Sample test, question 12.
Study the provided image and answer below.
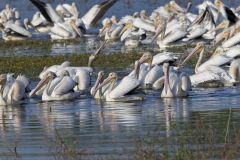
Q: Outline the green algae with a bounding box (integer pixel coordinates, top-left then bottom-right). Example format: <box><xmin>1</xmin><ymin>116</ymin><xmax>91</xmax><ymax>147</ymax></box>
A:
<box><xmin>0</xmin><ymin>53</ymin><xmax>142</xmax><ymax>79</ymax></box>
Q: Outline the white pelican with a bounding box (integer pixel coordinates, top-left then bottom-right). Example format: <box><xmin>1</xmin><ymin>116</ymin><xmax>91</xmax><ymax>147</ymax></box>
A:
<box><xmin>99</xmin><ymin>18</ymin><xmax>124</xmax><ymax>41</ymax></box>
<box><xmin>28</xmin><ymin>11</ymin><xmax>52</xmax><ymax>33</ymax></box>
<box><xmin>151</xmin><ymin>18</ymin><xmax>187</xmax><ymax>48</ymax></box>
<box><xmin>119</xmin><ymin>20</ymin><xmax>147</xmax><ymax>47</ymax></box>
<box><xmin>128</xmin><ymin>52</ymin><xmax>152</xmax><ymax>84</ymax></box>
<box><xmin>222</xmin><ymin>27</ymin><xmax>240</xmax><ymax>48</ymax></box>
<box><xmin>143</xmin><ymin>52</ymin><xmax>178</xmax><ymax>89</ymax></box>
<box><xmin>38</xmin><ymin>40</ymin><xmax>107</xmax><ymax>94</ymax></box>
<box><xmin>1</xmin><ymin>21</ymin><xmax>32</xmax><ymax>41</ymax></box>
<box><xmin>39</xmin><ymin>40</ymin><xmax>106</xmax><ymax>79</ymax></box>
<box><xmin>90</xmin><ymin>71</ymin><xmax>105</xmax><ymax>99</ymax></box>
<box><xmin>30</xmin><ymin>71</ymin><xmax>80</xmax><ymax>101</ymax></box>
<box><xmin>0</xmin><ymin>74</ymin><xmax>29</xmax><ymax>105</ymax></box>
<box><xmin>214</xmin><ymin>0</ymin><xmax>238</xmax><ymax>25</ymax></box>
<box><xmin>93</xmin><ymin>61</ymin><xmax>144</xmax><ymax>102</ymax></box>
<box><xmin>161</xmin><ymin>62</ymin><xmax>191</xmax><ymax>98</ymax></box>
<box><xmin>29</xmin><ymin>0</ymin><xmax>118</xmax><ymax>36</ymax></box>
<box><xmin>181</xmin><ymin>43</ymin><xmax>240</xmax><ymax>86</ymax></box>
<box><xmin>49</xmin><ymin>19</ymin><xmax>82</xmax><ymax>39</ymax></box>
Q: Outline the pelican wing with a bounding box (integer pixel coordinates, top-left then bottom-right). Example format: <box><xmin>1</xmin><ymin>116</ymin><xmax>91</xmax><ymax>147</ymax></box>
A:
<box><xmin>109</xmin><ymin>76</ymin><xmax>140</xmax><ymax>99</ymax></box>
<box><xmin>5</xmin><ymin>22</ymin><xmax>31</xmax><ymax>37</ymax></box>
<box><xmin>190</xmin><ymin>71</ymin><xmax>221</xmax><ymax>86</ymax></box>
<box><xmin>50</xmin><ymin>23</ymin><xmax>71</xmax><ymax>38</ymax></box>
<box><xmin>110</xmin><ymin>25</ymin><xmax>124</xmax><ymax>38</ymax></box>
<box><xmin>7</xmin><ymin>80</ymin><xmax>26</xmax><ymax>102</ymax></box>
<box><xmin>29</xmin><ymin>0</ymin><xmax>62</xmax><ymax>24</ymax></box>
<box><xmin>82</xmin><ymin>0</ymin><xmax>118</xmax><ymax>29</ymax></box>
<box><xmin>198</xmin><ymin>55</ymin><xmax>232</xmax><ymax>72</ymax></box>
<box><xmin>133</xmin><ymin>18</ymin><xmax>155</xmax><ymax>33</ymax></box>
<box><xmin>152</xmin><ymin>52</ymin><xmax>178</xmax><ymax>66</ymax></box>
<box><xmin>29</xmin><ymin>0</ymin><xmax>53</xmax><ymax>24</ymax></box>
<box><xmin>144</xmin><ymin>65</ymin><xmax>163</xmax><ymax>85</ymax></box>
<box><xmin>223</xmin><ymin>6</ymin><xmax>238</xmax><ymax>24</ymax></box>
<box><xmin>74</xmin><ymin>69</ymin><xmax>91</xmax><ymax>91</ymax></box>
<box><xmin>162</xmin><ymin>29</ymin><xmax>187</xmax><ymax>45</ymax></box>
<box><xmin>222</xmin><ymin>32</ymin><xmax>240</xmax><ymax>48</ymax></box>
<box><xmin>120</xmin><ymin>28</ymin><xmax>132</xmax><ymax>42</ymax></box>
<box><xmin>225</xmin><ymin>45</ymin><xmax>240</xmax><ymax>58</ymax></box>
<box><xmin>52</xmin><ymin>77</ymin><xmax>76</xmax><ymax>96</ymax></box>
<box><xmin>186</xmin><ymin>26</ymin><xmax>207</xmax><ymax>40</ymax></box>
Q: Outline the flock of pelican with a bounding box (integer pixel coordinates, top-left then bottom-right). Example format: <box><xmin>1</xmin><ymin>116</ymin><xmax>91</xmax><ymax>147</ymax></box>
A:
<box><xmin>0</xmin><ymin>0</ymin><xmax>240</xmax><ymax>105</ymax></box>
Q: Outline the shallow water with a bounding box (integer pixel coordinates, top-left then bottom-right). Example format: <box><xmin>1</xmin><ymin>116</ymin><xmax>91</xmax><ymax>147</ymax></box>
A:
<box><xmin>0</xmin><ymin>0</ymin><xmax>240</xmax><ymax>57</ymax></box>
<box><xmin>0</xmin><ymin>0</ymin><xmax>240</xmax><ymax>159</ymax></box>
<box><xmin>0</xmin><ymin>70</ymin><xmax>240</xmax><ymax>159</ymax></box>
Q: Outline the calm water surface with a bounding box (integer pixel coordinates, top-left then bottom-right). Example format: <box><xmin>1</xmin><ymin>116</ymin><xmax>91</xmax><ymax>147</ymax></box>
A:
<box><xmin>0</xmin><ymin>0</ymin><xmax>240</xmax><ymax>159</ymax></box>
<box><xmin>0</xmin><ymin>70</ymin><xmax>240</xmax><ymax>159</ymax></box>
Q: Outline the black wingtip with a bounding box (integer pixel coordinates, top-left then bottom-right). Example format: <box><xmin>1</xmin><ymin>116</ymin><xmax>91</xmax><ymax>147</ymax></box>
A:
<box><xmin>29</xmin><ymin>0</ymin><xmax>54</xmax><ymax>24</ymax></box>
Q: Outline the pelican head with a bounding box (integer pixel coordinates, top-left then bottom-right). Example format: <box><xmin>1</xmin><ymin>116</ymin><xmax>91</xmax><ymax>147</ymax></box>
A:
<box><xmin>139</xmin><ymin>52</ymin><xmax>153</xmax><ymax>66</ymax></box>
<box><xmin>132</xmin><ymin>12</ymin><xmax>139</xmax><ymax>18</ymax></box>
<box><xmin>214</xmin><ymin>27</ymin><xmax>230</xmax><ymax>46</ymax></box>
<box><xmin>97</xmin><ymin>71</ymin><xmax>105</xmax><ymax>83</ymax></box>
<box><xmin>154</xmin><ymin>14</ymin><xmax>162</xmax><ymax>27</ymax></box>
<box><xmin>215</xmin><ymin>0</ymin><xmax>222</xmax><ymax>9</ymax></box>
<box><xmin>0</xmin><ymin>74</ymin><xmax>7</xmax><ymax>95</ymax></box>
<box><xmin>212</xmin><ymin>47</ymin><xmax>224</xmax><ymax>57</ymax></box>
<box><xmin>120</xmin><ymin>20</ymin><xmax>133</xmax><ymax>35</ymax></box>
<box><xmin>99</xmin><ymin>19</ymin><xmax>111</xmax><ymax>36</ymax></box>
<box><xmin>15</xmin><ymin>11</ymin><xmax>20</xmax><ymax>19</ymax></box>
<box><xmin>91</xmin><ymin>71</ymin><xmax>105</xmax><ymax>96</ymax></box>
<box><xmin>0</xmin><ymin>74</ymin><xmax>7</xmax><ymax>86</ymax></box>
<box><xmin>88</xmin><ymin>40</ymin><xmax>107</xmax><ymax>67</ymax></box>
<box><xmin>111</xmin><ymin>16</ymin><xmax>117</xmax><ymax>24</ymax></box>
<box><xmin>23</xmin><ymin>18</ymin><xmax>30</xmax><ymax>30</ymax></box>
<box><xmin>180</xmin><ymin>42</ymin><xmax>205</xmax><ymax>66</ymax></box>
<box><xmin>151</xmin><ymin>19</ymin><xmax>166</xmax><ymax>43</ymax></box>
<box><xmin>29</xmin><ymin>71</ymin><xmax>56</xmax><ymax>97</ymax></box>
<box><xmin>93</xmin><ymin>72</ymin><xmax>117</xmax><ymax>96</ymax></box>
<box><xmin>140</xmin><ymin>10</ymin><xmax>148</xmax><ymax>19</ymax></box>
<box><xmin>70</xmin><ymin>19</ymin><xmax>83</xmax><ymax>37</ymax></box>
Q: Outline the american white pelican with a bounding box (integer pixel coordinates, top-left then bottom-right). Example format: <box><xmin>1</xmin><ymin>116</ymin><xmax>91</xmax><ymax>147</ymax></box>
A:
<box><xmin>214</xmin><ymin>0</ymin><xmax>238</xmax><ymax>25</ymax></box>
<box><xmin>28</xmin><ymin>11</ymin><xmax>52</xmax><ymax>33</ymax></box>
<box><xmin>119</xmin><ymin>20</ymin><xmax>147</xmax><ymax>47</ymax></box>
<box><xmin>99</xmin><ymin>18</ymin><xmax>124</xmax><ymax>41</ymax></box>
<box><xmin>222</xmin><ymin>27</ymin><xmax>240</xmax><ymax>48</ymax></box>
<box><xmin>39</xmin><ymin>40</ymin><xmax>106</xmax><ymax>79</ymax></box>
<box><xmin>128</xmin><ymin>52</ymin><xmax>152</xmax><ymax>84</ymax></box>
<box><xmin>38</xmin><ymin>40</ymin><xmax>107</xmax><ymax>95</ymax></box>
<box><xmin>143</xmin><ymin>52</ymin><xmax>178</xmax><ymax>88</ymax></box>
<box><xmin>30</xmin><ymin>71</ymin><xmax>80</xmax><ymax>101</ymax></box>
<box><xmin>90</xmin><ymin>71</ymin><xmax>105</xmax><ymax>99</ymax></box>
<box><xmin>0</xmin><ymin>74</ymin><xmax>29</xmax><ymax>105</ymax></box>
<box><xmin>1</xmin><ymin>20</ymin><xmax>32</xmax><ymax>41</ymax></box>
<box><xmin>151</xmin><ymin>18</ymin><xmax>187</xmax><ymax>48</ymax></box>
<box><xmin>49</xmin><ymin>19</ymin><xmax>83</xmax><ymax>39</ymax></box>
<box><xmin>93</xmin><ymin>61</ymin><xmax>144</xmax><ymax>102</ymax></box>
<box><xmin>182</xmin><ymin>43</ymin><xmax>240</xmax><ymax>86</ymax></box>
<box><xmin>29</xmin><ymin>0</ymin><xmax>118</xmax><ymax>38</ymax></box>
<box><xmin>161</xmin><ymin>62</ymin><xmax>191</xmax><ymax>98</ymax></box>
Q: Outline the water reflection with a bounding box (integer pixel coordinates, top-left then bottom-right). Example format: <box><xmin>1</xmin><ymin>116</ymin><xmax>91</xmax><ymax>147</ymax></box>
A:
<box><xmin>162</xmin><ymin>98</ymin><xmax>190</xmax><ymax>137</ymax></box>
<box><xmin>0</xmin><ymin>86</ymin><xmax>239</xmax><ymax>159</ymax></box>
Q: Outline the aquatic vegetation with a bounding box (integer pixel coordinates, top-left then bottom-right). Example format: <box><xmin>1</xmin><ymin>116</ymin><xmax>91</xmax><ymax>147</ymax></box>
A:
<box><xmin>0</xmin><ymin>53</ymin><xmax>142</xmax><ymax>79</ymax></box>
<box><xmin>132</xmin><ymin>109</ymin><xmax>240</xmax><ymax>159</ymax></box>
